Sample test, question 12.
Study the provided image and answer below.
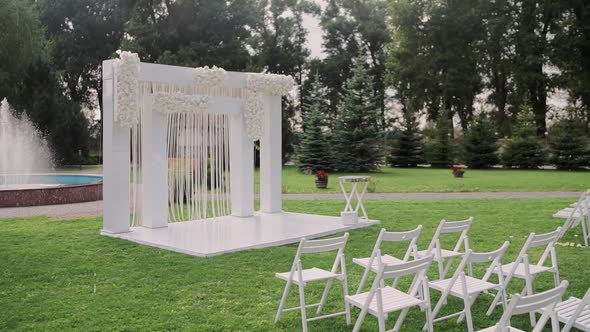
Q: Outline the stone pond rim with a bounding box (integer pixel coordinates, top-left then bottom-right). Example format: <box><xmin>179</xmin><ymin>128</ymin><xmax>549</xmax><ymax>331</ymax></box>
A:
<box><xmin>0</xmin><ymin>174</ymin><xmax>103</xmax><ymax>208</ymax></box>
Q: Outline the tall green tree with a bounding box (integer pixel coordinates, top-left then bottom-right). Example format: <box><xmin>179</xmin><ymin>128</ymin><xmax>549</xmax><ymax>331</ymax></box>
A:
<box><xmin>332</xmin><ymin>54</ymin><xmax>382</xmax><ymax>172</ymax></box>
<box><xmin>296</xmin><ymin>80</ymin><xmax>332</xmax><ymax>172</ymax></box>
<box><xmin>501</xmin><ymin>103</ymin><xmax>547</xmax><ymax>168</ymax></box>
<box><xmin>124</xmin><ymin>0</ymin><xmax>259</xmax><ymax>70</ymax></box>
<box><xmin>513</xmin><ymin>0</ymin><xmax>561</xmax><ymax>136</ymax></box>
<box><xmin>345</xmin><ymin>0</ymin><xmax>391</xmax><ymax>129</ymax></box>
<box><xmin>387</xmin><ymin>112</ymin><xmax>423</xmax><ymax>167</ymax></box>
<box><xmin>424</xmin><ymin>110</ymin><xmax>454</xmax><ymax>168</ymax></box>
<box><xmin>38</xmin><ymin>0</ymin><xmax>133</xmax><ymax>115</ymax></box>
<box><xmin>481</xmin><ymin>0</ymin><xmax>518</xmax><ymax>136</ymax></box>
<box><xmin>252</xmin><ymin>0</ymin><xmax>320</xmax><ymax>163</ymax></box>
<box><xmin>319</xmin><ymin>0</ymin><xmax>360</xmax><ymax>122</ymax></box>
<box><xmin>0</xmin><ymin>0</ymin><xmax>48</xmax><ymax>98</ymax></box>
<box><xmin>552</xmin><ymin>1</ymin><xmax>590</xmax><ymax>132</ymax></box>
<box><xmin>463</xmin><ymin>114</ymin><xmax>499</xmax><ymax>169</ymax></box>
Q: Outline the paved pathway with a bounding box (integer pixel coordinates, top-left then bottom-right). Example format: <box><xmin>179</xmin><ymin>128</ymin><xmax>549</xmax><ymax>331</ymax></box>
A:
<box><xmin>0</xmin><ymin>191</ymin><xmax>580</xmax><ymax>219</ymax></box>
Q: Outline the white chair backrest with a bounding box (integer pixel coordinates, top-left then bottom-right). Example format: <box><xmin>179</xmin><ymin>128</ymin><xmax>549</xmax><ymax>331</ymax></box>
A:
<box><xmin>425</xmin><ymin>217</ymin><xmax>473</xmax><ymax>254</ymax></box>
<box><xmin>373</xmin><ymin>225</ymin><xmax>422</xmax><ymax>261</ymax></box>
<box><xmin>513</xmin><ymin>227</ymin><xmax>561</xmax><ymax>268</ymax></box>
<box><xmin>299</xmin><ymin>233</ymin><xmax>349</xmax><ymax>254</ymax></box>
<box><xmin>378</xmin><ymin>252</ymin><xmax>434</xmax><ymax>280</ymax></box>
<box><xmin>448</xmin><ymin>242</ymin><xmax>510</xmax><ymax>283</ymax></box>
<box><xmin>496</xmin><ymin>281</ymin><xmax>568</xmax><ymax>331</ymax></box>
<box><xmin>561</xmin><ymin>190</ymin><xmax>590</xmax><ymax>237</ymax></box>
<box><xmin>289</xmin><ymin>233</ymin><xmax>350</xmax><ymax>278</ymax></box>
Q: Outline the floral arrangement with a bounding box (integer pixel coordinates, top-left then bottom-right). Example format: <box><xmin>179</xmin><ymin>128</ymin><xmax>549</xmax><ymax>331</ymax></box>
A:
<box><xmin>243</xmin><ymin>92</ymin><xmax>264</xmax><ymax>140</ymax></box>
<box><xmin>242</xmin><ymin>72</ymin><xmax>295</xmax><ymax>140</ymax></box>
<box><xmin>153</xmin><ymin>92</ymin><xmax>209</xmax><ymax>113</ymax></box>
<box><xmin>315</xmin><ymin>169</ymin><xmax>329</xmax><ymax>180</ymax></box>
<box><xmin>451</xmin><ymin>166</ymin><xmax>465</xmax><ymax>177</ymax></box>
<box><xmin>246</xmin><ymin>73</ymin><xmax>295</xmax><ymax>96</ymax></box>
<box><xmin>115</xmin><ymin>51</ymin><xmax>141</xmax><ymax>128</ymax></box>
<box><xmin>194</xmin><ymin>66</ymin><xmax>226</xmax><ymax>89</ymax></box>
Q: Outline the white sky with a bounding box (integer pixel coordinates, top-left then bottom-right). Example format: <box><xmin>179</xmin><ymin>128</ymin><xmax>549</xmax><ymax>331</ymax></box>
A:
<box><xmin>302</xmin><ymin>1</ymin><xmax>326</xmax><ymax>59</ymax></box>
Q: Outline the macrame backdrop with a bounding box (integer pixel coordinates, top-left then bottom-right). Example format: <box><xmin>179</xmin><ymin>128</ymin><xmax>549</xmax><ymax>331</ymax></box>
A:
<box><xmin>129</xmin><ymin>83</ymin><xmax>231</xmax><ymax>226</ymax></box>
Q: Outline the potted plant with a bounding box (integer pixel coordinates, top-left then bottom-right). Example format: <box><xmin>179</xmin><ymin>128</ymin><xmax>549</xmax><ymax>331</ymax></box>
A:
<box><xmin>451</xmin><ymin>166</ymin><xmax>465</xmax><ymax>178</ymax></box>
<box><xmin>315</xmin><ymin>169</ymin><xmax>329</xmax><ymax>189</ymax></box>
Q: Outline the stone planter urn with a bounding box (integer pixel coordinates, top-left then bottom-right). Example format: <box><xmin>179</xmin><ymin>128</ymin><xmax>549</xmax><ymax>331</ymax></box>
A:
<box><xmin>315</xmin><ymin>178</ymin><xmax>328</xmax><ymax>189</ymax></box>
<box><xmin>315</xmin><ymin>169</ymin><xmax>329</xmax><ymax>189</ymax></box>
<box><xmin>451</xmin><ymin>166</ymin><xmax>465</xmax><ymax>178</ymax></box>
<box><xmin>453</xmin><ymin>170</ymin><xmax>465</xmax><ymax>178</ymax></box>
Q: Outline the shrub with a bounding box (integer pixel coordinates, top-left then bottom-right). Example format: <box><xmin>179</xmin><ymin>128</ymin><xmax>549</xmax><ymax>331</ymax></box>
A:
<box><xmin>549</xmin><ymin>116</ymin><xmax>590</xmax><ymax>170</ymax></box>
<box><xmin>424</xmin><ymin>111</ymin><xmax>454</xmax><ymax>168</ymax></box>
<box><xmin>463</xmin><ymin>114</ymin><xmax>499</xmax><ymax>168</ymax></box>
<box><xmin>501</xmin><ymin>104</ymin><xmax>546</xmax><ymax>169</ymax></box>
<box><xmin>387</xmin><ymin>112</ymin><xmax>424</xmax><ymax>167</ymax></box>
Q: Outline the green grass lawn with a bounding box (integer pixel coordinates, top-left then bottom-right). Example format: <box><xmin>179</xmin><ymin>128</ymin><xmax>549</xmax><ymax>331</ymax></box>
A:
<box><xmin>1</xmin><ymin>198</ymin><xmax>588</xmax><ymax>331</ymax></box>
<box><xmin>259</xmin><ymin>166</ymin><xmax>590</xmax><ymax>193</ymax></box>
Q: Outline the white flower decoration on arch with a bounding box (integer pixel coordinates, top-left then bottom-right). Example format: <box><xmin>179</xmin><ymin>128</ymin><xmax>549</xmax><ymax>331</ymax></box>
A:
<box><xmin>115</xmin><ymin>51</ymin><xmax>140</xmax><ymax>128</ymax></box>
<box><xmin>153</xmin><ymin>92</ymin><xmax>210</xmax><ymax>114</ymax></box>
<box><xmin>194</xmin><ymin>66</ymin><xmax>226</xmax><ymax>89</ymax></box>
<box><xmin>243</xmin><ymin>73</ymin><xmax>295</xmax><ymax>140</ymax></box>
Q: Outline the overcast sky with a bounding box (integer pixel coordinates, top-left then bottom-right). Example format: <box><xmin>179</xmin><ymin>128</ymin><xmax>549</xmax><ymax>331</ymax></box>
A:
<box><xmin>302</xmin><ymin>1</ymin><xmax>326</xmax><ymax>59</ymax></box>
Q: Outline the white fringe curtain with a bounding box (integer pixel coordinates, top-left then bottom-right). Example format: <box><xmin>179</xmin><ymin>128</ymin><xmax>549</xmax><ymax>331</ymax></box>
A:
<box><xmin>166</xmin><ymin>112</ymin><xmax>231</xmax><ymax>222</ymax></box>
<box><xmin>129</xmin><ymin>83</ymin><xmax>231</xmax><ymax>226</ymax></box>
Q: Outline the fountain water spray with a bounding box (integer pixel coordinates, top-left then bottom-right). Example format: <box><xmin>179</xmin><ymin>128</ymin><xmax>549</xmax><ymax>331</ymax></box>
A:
<box><xmin>0</xmin><ymin>98</ymin><xmax>53</xmax><ymax>185</ymax></box>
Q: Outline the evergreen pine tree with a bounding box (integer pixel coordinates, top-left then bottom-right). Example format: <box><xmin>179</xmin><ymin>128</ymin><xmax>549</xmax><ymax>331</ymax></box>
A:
<box><xmin>501</xmin><ymin>104</ymin><xmax>546</xmax><ymax>168</ymax></box>
<box><xmin>387</xmin><ymin>112</ymin><xmax>424</xmax><ymax>167</ymax></box>
<box><xmin>331</xmin><ymin>54</ymin><xmax>383</xmax><ymax>172</ymax></box>
<box><xmin>463</xmin><ymin>113</ymin><xmax>499</xmax><ymax>168</ymax></box>
<box><xmin>549</xmin><ymin>115</ymin><xmax>590</xmax><ymax>170</ymax></box>
<box><xmin>296</xmin><ymin>79</ymin><xmax>332</xmax><ymax>172</ymax></box>
<box><xmin>424</xmin><ymin>111</ymin><xmax>454</xmax><ymax>168</ymax></box>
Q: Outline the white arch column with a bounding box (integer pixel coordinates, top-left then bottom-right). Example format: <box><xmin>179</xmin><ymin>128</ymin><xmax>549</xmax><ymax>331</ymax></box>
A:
<box><xmin>102</xmin><ymin>59</ymin><xmax>131</xmax><ymax>234</ymax></box>
<box><xmin>259</xmin><ymin>95</ymin><xmax>282</xmax><ymax>213</ymax></box>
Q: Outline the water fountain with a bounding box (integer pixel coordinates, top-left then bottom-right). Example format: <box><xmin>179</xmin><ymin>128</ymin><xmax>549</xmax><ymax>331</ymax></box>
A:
<box><xmin>0</xmin><ymin>98</ymin><xmax>53</xmax><ymax>187</ymax></box>
<box><xmin>0</xmin><ymin>98</ymin><xmax>102</xmax><ymax>207</ymax></box>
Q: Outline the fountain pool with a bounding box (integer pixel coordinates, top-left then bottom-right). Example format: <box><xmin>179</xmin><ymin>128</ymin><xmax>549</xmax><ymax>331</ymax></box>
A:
<box><xmin>0</xmin><ymin>174</ymin><xmax>102</xmax><ymax>208</ymax></box>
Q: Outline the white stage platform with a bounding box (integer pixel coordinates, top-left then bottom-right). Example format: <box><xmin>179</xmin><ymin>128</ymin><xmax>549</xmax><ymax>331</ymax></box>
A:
<box><xmin>102</xmin><ymin>212</ymin><xmax>380</xmax><ymax>257</ymax></box>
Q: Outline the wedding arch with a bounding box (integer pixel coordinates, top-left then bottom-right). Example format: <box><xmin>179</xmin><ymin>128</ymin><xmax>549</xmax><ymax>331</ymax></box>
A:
<box><xmin>101</xmin><ymin>52</ymin><xmax>377</xmax><ymax>256</ymax></box>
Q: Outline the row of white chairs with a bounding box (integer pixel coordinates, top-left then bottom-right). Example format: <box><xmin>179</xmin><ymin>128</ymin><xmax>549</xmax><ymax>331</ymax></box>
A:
<box><xmin>274</xmin><ymin>218</ymin><xmax>589</xmax><ymax>331</ymax></box>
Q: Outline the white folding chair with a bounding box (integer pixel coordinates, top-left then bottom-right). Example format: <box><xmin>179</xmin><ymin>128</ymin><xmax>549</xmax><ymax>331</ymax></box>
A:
<box><xmin>274</xmin><ymin>233</ymin><xmax>350</xmax><ymax>332</ymax></box>
<box><xmin>557</xmin><ymin>288</ymin><xmax>590</xmax><ymax>332</ymax></box>
<box><xmin>477</xmin><ymin>280</ymin><xmax>568</xmax><ymax>332</ymax></box>
<box><xmin>353</xmin><ymin>225</ymin><xmax>422</xmax><ymax>294</ymax></box>
<box><xmin>489</xmin><ymin>227</ymin><xmax>562</xmax><ymax>326</ymax></box>
<box><xmin>346</xmin><ymin>253</ymin><xmax>435</xmax><ymax>332</ymax></box>
<box><xmin>427</xmin><ymin>242</ymin><xmax>510</xmax><ymax>332</ymax></box>
<box><xmin>416</xmin><ymin>217</ymin><xmax>474</xmax><ymax>280</ymax></box>
<box><xmin>555</xmin><ymin>190</ymin><xmax>590</xmax><ymax>247</ymax></box>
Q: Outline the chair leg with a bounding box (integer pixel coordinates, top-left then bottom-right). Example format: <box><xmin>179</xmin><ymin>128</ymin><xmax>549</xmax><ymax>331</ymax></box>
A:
<box><xmin>441</xmin><ymin>257</ymin><xmax>455</xmax><ymax>279</ymax></box>
<box><xmin>425</xmin><ymin>304</ymin><xmax>434</xmax><ymax>332</ymax></box>
<box><xmin>342</xmin><ymin>278</ymin><xmax>351</xmax><ymax>325</ymax></box>
<box><xmin>524</xmin><ymin>276</ymin><xmax>536</xmax><ymax>326</ymax></box>
<box><xmin>357</xmin><ymin>267</ymin><xmax>371</xmax><ymax>294</ymax></box>
<box><xmin>550</xmin><ymin>313</ymin><xmax>560</xmax><ymax>332</ymax></box>
<box><xmin>317</xmin><ymin>279</ymin><xmax>333</xmax><ymax>314</ymax></box>
<box><xmin>393</xmin><ymin>308</ymin><xmax>410</xmax><ymax>332</ymax></box>
<box><xmin>462</xmin><ymin>295</ymin><xmax>474</xmax><ymax>332</ymax></box>
<box><xmin>352</xmin><ymin>308</ymin><xmax>368</xmax><ymax>332</ymax></box>
<box><xmin>437</xmin><ymin>258</ymin><xmax>445</xmax><ymax>280</ymax></box>
<box><xmin>298</xmin><ymin>282</ymin><xmax>308</xmax><ymax>332</ymax></box>
<box><xmin>275</xmin><ymin>281</ymin><xmax>292</xmax><ymax>323</ymax></box>
<box><xmin>377</xmin><ymin>313</ymin><xmax>386</xmax><ymax>332</ymax></box>
<box><xmin>486</xmin><ymin>289</ymin><xmax>502</xmax><ymax>316</ymax></box>
<box><xmin>582</xmin><ymin>219</ymin><xmax>589</xmax><ymax>247</ymax></box>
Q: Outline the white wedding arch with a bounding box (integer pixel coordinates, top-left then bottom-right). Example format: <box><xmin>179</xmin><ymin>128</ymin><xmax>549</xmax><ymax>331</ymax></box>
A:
<box><xmin>101</xmin><ymin>52</ymin><xmax>377</xmax><ymax>256</ymax></box>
